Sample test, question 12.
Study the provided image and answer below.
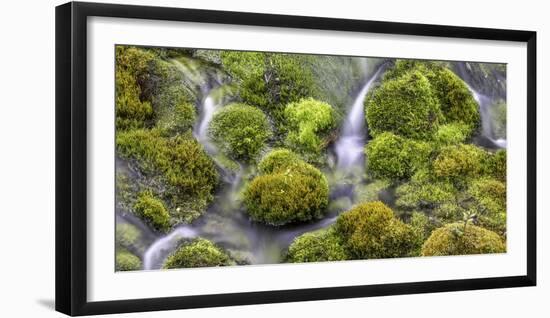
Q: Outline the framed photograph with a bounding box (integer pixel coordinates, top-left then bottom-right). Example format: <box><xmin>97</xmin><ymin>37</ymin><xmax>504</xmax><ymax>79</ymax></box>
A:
<box><xmin>55</xmin><ymin>1</ymin><xmax>536</xmax><ymax>316</ymax></box>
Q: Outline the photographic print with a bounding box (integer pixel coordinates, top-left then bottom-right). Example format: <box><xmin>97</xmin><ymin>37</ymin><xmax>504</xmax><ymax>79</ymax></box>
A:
<box><xmin>114</xmin><ymin>45</ymin><xmax>507</xmax><ymax>272</ymax></box>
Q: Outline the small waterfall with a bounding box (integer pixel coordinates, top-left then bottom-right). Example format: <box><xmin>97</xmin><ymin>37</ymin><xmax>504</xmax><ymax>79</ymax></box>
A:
<box><xmin>334</xmin><ymin>64</ymin><xmax>384</xmax><ymax>170</ymax></box>
<box><xmin>143</xmin><ymin>226</ymin><xmax>198</xmax><ymax>270</ymax></box>
<box><xmin>467</xmin><ymin>85</ymin><xmax>507</xmax><ymax>148</ymax></box>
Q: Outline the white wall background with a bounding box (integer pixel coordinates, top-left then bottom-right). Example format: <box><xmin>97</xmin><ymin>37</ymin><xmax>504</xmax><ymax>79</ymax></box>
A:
<box><xmin>0</xmin><ymin>0</ymin><xmax>547</xmax><ymax>316</ymax></box>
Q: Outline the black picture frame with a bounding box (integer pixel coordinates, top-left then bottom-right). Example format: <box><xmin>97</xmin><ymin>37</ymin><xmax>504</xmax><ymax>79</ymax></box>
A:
<box><xmin>55</xmin><ymin>1</ymin><xmax>537</xmax><ymax>316</ymax></box>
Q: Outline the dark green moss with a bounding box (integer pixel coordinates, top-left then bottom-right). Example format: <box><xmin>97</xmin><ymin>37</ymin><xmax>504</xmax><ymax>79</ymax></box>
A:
<box><xmin>365</xmin><ymin>70</ymin><xmax>441</xmax><ymax>139</ymax></box>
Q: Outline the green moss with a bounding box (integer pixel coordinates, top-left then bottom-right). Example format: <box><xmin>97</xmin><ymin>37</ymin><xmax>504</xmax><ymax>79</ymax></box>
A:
<box><xmin>382</xmin><ymin>60</ymin><xmax>480</xmax><ymax>134</ymax></box>
<box><xmin>433</xmin><ymin>123</ymin><xmax>470</xmax><ymax>146</ymax></box>
<box><xmin>286</xmin><ymin>227</ymin><xmax>348</xmax><ymax>263</ymax></box>
<box><xmin>258</xmin><ymin>148</ymin><xmax>302</xmax><ymax>175</ymax></box>
<box><xmin>395</xmin><ymin>180</ymin><xmax>456</xmax><ymax>211</ymax></box>
<box><xmin>284</xmin><ymin>98</ymin><xmax>336</xmax><ymax>161</ymax></box>
<box><xmin>154</xmin><ymin>87</ymin><xmax>196</xmax><ymax>134</ymax></box>
<box><xmin>209</xmin><ymin>103</ymin><xmax>271</xmax><ymax>162</ymax></box>
<box><xmin>220</xmin><ymin>52</ymin><xmax>320</xmax><ymax>140</ymax></box>
<box><xmin>468</xmin><ymin>178</ymin><xmax>506</xmax><ymax>236</ymax></box>
<box><xmin>410</xmin><ymin>211</ymin><xmax>435</xmax><ymax>242</ymax></box>
<box><xmin>116</xmin><ymin>249</ymin><xmax>142</xmax><ymax>271</ymax></box>
<box><xmin>486</xmin><ymin>149</ymin><xmax>506</xmax><ymax>181</ymax></box>
<box><xmin>433</xmin><ymin>144</ymin><xmax>488</xmax><ymax>180</ymax></box>
<box><xmin>421</xmin><ymin>223</ymin><xmax>505</xmax><ymax>256</ymax></box>
<box><xmin>244</xmin><ymin>162</ymin><xmax>329</xmax><ymax>226</ymax></box>
<box><xmin>335</xmin><ymin>201</ymin><xmax>422</xmax><ymax>259</ymax></box>
<box><xmin>134</xmin><ymin>191</ymin><xmax>171</xmax><ymax>232</ymax></box>
<box><xmin>116</xmin><ymin>129</ymin><xmax>218</xmax><ymax>223</ymax></box>
<box><xmin>163</xmin><ymin>238</ymin><xmax>232</xmax><ymax>269</ymax></box>
<box><xmin>115</xmin><ymin>46</ymin><xmax>156</xmax><ymax>130</ymax></box>
<box><xmin>366</xmin><ymin>132</ymin><xmax>431</xmax><ymax>180</ymax></box>
<box><xmin>115</xmin><ymin>223</ymin><xmax>142</xmax><ymax>250</ymax></box>
<box><xmin>365</xmin><ymin>69</ymin><xmax>441</xmax><ymax>140</ymax></box>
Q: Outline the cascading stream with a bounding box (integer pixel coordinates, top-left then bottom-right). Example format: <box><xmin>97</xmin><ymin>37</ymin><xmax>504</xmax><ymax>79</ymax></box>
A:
<box><xmin>334</xmin><ymin>65</ymin><xmax>384</xmax><ymax>171</ymax></box>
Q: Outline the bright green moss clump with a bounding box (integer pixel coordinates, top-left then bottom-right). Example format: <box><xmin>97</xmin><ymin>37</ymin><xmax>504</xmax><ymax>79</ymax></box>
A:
<box><xmin>365</xmin><ymin>70</ymin><xmax>441</xmax><ymax>140</ymax></box>
<box><xmin>258</xmin><ymin>148</ymin><xmax>302</xmax><ymax>174</ymax></box>
<box><xmin>116</xmin><ymin>129</ymin><xmax>218</xmax><ymax>223</ymax></box>
<box><xmin>335</xmin><ymin>201</ymin><xmax>422</xmax><ymax>259</ymax></box>
<box><xmin>163</xmin><ymin>238</ymin><xmax>232</xmax><ymax>269</ymax></box>
<box><xmin>433</xmin><ymin>123</ymin><xmax>470</xmax><ymax>146</ymax></box>
<box><xmin>244</xmin><ymin>160</ymin><xmax>329</xmax><ymax>226</ymax></box>
<box><xmin>433</xmin><ymin>144</ymin><xmax>488</xmax><ymax>180</ymax></box>
<box><xmin>395</xmin><ymin>180</ymin><xmax>456</xmax><ymax>211</ymax></box>
<box><xmin>286</xmin><ymin>227</ymin><xmax>348</xmax><ymax>263</ymax></box>
<box><xmin>134</xmin><ymin>191</ymin><xmax>171</xmax><ymax>232</ymax></box>
<box><xmin>366</xmin><ymin>132</ymin><xmax>431</xmax><ymax>180</ymax></box>
<box><xmin>486</xmin><ymin>149</ymin><xmax>506</xmax><ymax>181</ymax></box>
<box><xmin>284</xmin><ymin>98</ymin><xmax>336</xmax><ymax>160</ymax></box>
<box><xmin>116</xmin><ymin>249</ymin><xmax>142</xmax><ymax>271</ymax></box>
<box><xmin>209</xmin><ymin>103</ymin><xmax>271</xmax><ymax>162</ymax></box>
<box><xmin>421</xmin><ymin>223</ymin><xmax>505</xmax><ymax>256</ymax></box>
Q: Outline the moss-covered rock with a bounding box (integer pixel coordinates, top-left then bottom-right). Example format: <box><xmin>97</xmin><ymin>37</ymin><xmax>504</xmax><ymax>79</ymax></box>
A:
<box><xmin>115</xmin><ymin>223</ymin><xmax>142</xmax><ymax>251</ymax></box>
<box><xmin>433</xmin><ymin>123</ymin><xmax>470</xmax><ymax>146</ymax></box>
<box><xmin>366</xmin><ymin>132</ymin><xmax>431</xmax><ymax>180</ymax></box>
<box><xmin>335</xmin><ymin>201</ymin><xmax>422</xmax><ymax>259</ymax></box>
<box><xmin>355</xmin><ymin>180</ymin><xmax>391</xmax><ymax>203</ymax></box>
<box><xmin>209</xmin><ymin>103</ymin><xmax>271</xmax><ymax>162</ymax></box>
<box><xmin>115</xmin><ymin>46</ymin><xmax>156</xmax><ymax>130</ymax></box>
<box><xmin>486</xmin><ymin>149</ymin><xmax>506</xmax><ymax>181</ymax></box>
<box><xmin>116</xmin><ymin>249</ymin><xmax>142</xmax><ymax>271</ymax></box>
<box><xmin>286</xmin><ymin>227</ymin><xmax>348</xmax><ymax>263</ymax></box>
<box><xmin>468</xmin><ymin>178</ymin><xmax>506</xmax><ymax>236</ymax></box>
<box><xmin>244</xmin><ymin>161</ymin><xmax>329</xmax><ymax>226</ymax></box>
<box><xmin>365</xmin><ymin>70</ymin><xmax>441</xmax><ymax>140</ymax></box>
<box><xmin>421</xmin><ymin>223</ymin><xmax>505</xmax><ymax>256</ymax></box>
<box><xmin>395</xmin><ymin>180</ymin><xmax>456</xmax><ymax>211</ymax></box>
<box><xmin>258</xmin><ymin>148</ymin><xmax>302</xmax><ymax>175</ymax></box>
<box><xmin>433</xmin><ymin>144</ymin><xmax>488</xmax><ymax>180</ymax></box>
<box><xmin>134</xmin><ymin>191</ymin><xmax>171</xmax><ymax>232</ymax></box>
<box><xmin>382</xmin><ymin>60</ymin><xmax>480</xmax><ymax>134</ymax></box>
<box><xmin>116</xmin><ymin>129</ymin><xmax>218</xmax><ymax>223</ymax></box>
<box><xmin>284</xmin><ymin>98</ymin><xmax>336</xmax><ymax>161</ymax></box>
<box><xmin>163</xmin><ymin>238</ymin><xmax>232</xmax><ymax>269</ymax></box>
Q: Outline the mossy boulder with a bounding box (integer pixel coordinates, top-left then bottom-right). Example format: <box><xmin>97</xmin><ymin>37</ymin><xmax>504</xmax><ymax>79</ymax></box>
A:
<box><xmin>286</xmin><ymin>227</ymin><xmax>348</xmax><ymax>263</ymax></box>
<box><xmin>433</xmin><ymin>144</ymin><xmax>488</xmax><ymax>180</ymax></box>
<box><xmin>395</xmin><ymin>180</ymin><xmax>456</xmax><ymax>211</ymax></box>
<box><xmin>486</xmin><ymin>149</ymin><xmax>506</xmax><ymax>181</ymax></box>
<box><xmin>284</xmin><ymin>98</ymin><xmax>336</xmax><ymax>160</ymax></box>
<box><xmin>335</xmin><ymin>201</ymin><xmax>422</xmax><ymax>259</ymax></box>
<box><xmin>115</xmin><ymin>46</ymin><xmax>156</xmax><ymax>130</ymax></box>
<box><xmin>366</xmin><ymin>132</ymin><xmax>431</xmax><ymax>180</ymax></box>
<box><xmin>209</xmin><ymin>103</ymin><xmax>271</xmax><ymax>162</ymax></box>
<box><xmin>421</xmin><ymin>223</ymin><xmax>505</xmax><ymax>256</ymax></box>
<box><xmin>244</xmin><ymin>161</ymin><xmax>329</xmax><ymax>226</ymax></box>
<box><xmin>116</xmin><ymin>129</ymin><xmax>218</xmax><ymax>223</ymax></box>
<box><xmin>115</xmin><ymin>223</ymin><xmax>142</xmax><ymax>251</ymax></box>
<box><xmin>468</xmin><ymin>178</ymin><xmax>506</xmax><ymax>236</ymax></box>
<box><xmin>258</xmin><ymin>148</ymin><xmax>302</xmax><ymax>174</ymax></box>
<box><xmin>365</xmin><ymin>70</ymin><xmax>441</xmax><ymax>140</ymax></box>
<box><xmin>134</xmin><ymin>191</ymin><xmax>171</xmax><ymax>232</ymax></box>
<box><xmin>382</xmin><ymin>60</ymin><xmax>480</xmax><ymax>134</ymax></box>
<box><xmin>163</xmin><ymin>238</ymin><xmax>233</xmax><ymax>269</ymax></box>
<box><xmin>115</xmin><ymin>249</ymin><xmax>142</xmax><ymax>271</ymax></box>
<box><xmin>433</xmin><ymin>123</ymin><xmax>470</xmax><ymax>146</ymax></box>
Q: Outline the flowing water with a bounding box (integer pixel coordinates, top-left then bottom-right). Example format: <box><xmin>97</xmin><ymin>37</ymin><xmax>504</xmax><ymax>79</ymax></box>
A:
<box><xmin>123</xmin><ymin>57</ymin><xmax>503</xmax><ymax>270</ymax></box>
